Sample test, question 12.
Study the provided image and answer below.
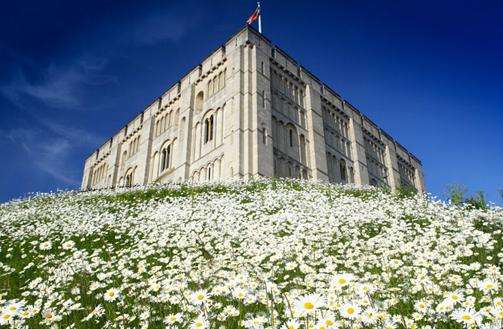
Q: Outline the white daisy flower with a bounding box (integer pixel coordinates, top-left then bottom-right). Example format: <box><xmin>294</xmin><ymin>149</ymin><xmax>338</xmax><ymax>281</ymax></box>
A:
<box><xmin>191</xmin><ymin>315</ymin><xmax>208</xmax><ymax>329</ymax></box>
<box><xmin>39</xmin><ymin>241</ymin><xmax>52</xmax><ymax>251</ymax></box>
<box><xmin>294</xmin><ymin>294</ymin><xmax>324</xmax><ymax>316</ymax></box>
<box><xmin>339</xmin><ymin>302</ymin><xmax>361</xmax><ymax>319</ymax></box>
<box><xmin>191</xmin><ymin>290</ymin><xmax>210</xmax><ymax>305</ymax></box>
<box><xmin>103</xmin><ymin>288</ymin><xmax>120</xmax><ymax>302</ymax></box>
<box><xmin>452</xmin><ymin>308</ymin><xmax>481</xmax><ymax>326</ymax></box>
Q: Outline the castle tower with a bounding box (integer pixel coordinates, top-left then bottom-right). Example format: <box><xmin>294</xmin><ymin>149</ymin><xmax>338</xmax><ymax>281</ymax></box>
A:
<box><xmin>82</xmin><ymin>26</ymin><xmax>425</xmax><ymax>192</ymax></box>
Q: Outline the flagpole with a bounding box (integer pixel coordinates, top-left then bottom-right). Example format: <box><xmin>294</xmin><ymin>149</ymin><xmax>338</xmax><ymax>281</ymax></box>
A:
<box><xmin>257</xmin><ymin>1</ymin><xmax>262</xmax><ymax>33</ymax></box>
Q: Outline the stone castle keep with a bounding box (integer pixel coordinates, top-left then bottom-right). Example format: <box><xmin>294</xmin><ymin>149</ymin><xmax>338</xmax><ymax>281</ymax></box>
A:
<box><xmin>81</xmin><ymin>26</ymin><xmax>425</xmax><ymax>192</ymax></box>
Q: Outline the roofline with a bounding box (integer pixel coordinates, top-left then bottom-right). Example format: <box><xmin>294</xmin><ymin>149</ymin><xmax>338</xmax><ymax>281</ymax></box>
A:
<box><xmin>85</xmin><ymin>24</ymin><xmax>422</xmax><ymax>166</ymax></box>
<box><xmin>245</xmin><ymin>25</ymin><xmax>422</xmax><ymax>165</ymax></box>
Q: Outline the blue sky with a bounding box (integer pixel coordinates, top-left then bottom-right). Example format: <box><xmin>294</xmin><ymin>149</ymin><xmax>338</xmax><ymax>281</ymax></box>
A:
<box><xmin>1</xmin><ymin>0</ymin><xmax>502</xmax><ymax>204</ymax></box>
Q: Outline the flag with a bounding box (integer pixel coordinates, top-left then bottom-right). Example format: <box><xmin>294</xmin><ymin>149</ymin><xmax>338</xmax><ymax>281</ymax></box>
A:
<box><xmin>247</xmin><ymin>6</ymin><xmax>260</xmax><ymax>25</ymax></box>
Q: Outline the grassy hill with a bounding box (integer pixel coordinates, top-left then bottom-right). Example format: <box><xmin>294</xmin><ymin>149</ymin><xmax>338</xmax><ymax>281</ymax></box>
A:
<box><xmin>0</xmin><ymin>180</ymin><xmax>502</xmax><ymax>328</ymax></box>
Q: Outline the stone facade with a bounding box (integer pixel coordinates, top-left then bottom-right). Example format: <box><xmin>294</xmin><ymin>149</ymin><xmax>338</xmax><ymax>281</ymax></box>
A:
<box><xmin>81</xmin><ymin>26</ymin><xmax>425</xmax><ymax>192</ymax></box>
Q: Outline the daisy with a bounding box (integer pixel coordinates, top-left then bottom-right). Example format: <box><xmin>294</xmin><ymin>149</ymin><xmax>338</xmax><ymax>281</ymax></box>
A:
<box><xmin>452</xmin><ymin>308</ymin><xmax>481</xmax><ymax>326</ymax></box>
<box><xmin>414</xmin><ymin>300</ymin><xmax>429</xmax><ymax>313</ymax></box>
<box><xmin>164</xmin><ymin>313</ymin><xmax>182</xmax><ymax>325</ymax></box>
<box><xmin>41</xmin><ymin>309</ymin><xmax>60</xmax><ymax>325</ymax></box>
<box><xmin>295</xmin><ymin>294</ymin><xmax>324</xmax><ymax>316</ymax></box>
<box><xmin>232</xmin><ymin>287</ymin><xmax>248</xmax><ymax>300</ymax></box>
<box><xmin>4</xmin><ymin>300</ymin><xmax>23</xmax><ymax>315</ymax></box>
<box><xmin>0</xmin><ymin>312</ymin><xmax>13</xmax><ymax>326</ymax></box>
<box><xmin>285</xmin><ymin>319</ymin><xmax>300</xmax><ymax>329</ymax></box>
<box><xmin>191</xmin><ymin>315</ymin><xmax>208</xmax><ymax>329</ymax></box>
<box><xmin>478</xmin><ymin>279</ymin><xmax>499</xmax><ymax>294</ymax></box>
<box><xmin>103</xmin><ymin>288</ymin><xmax>120</xmax><ymax>302</ymax></box>
<box><xmin>39</xmin><ymin>241</ymin><xmax>52</xmax><ymax>251</ymax></box>
<box><xmin>445</xmin><ymin>291</ymin><xmax>464</xmax><ymax>304</ymax></box>
<box><xmin>491</xmin><ymin>307</ymin><xmax>503</xmax><ymax>320</ymax></box>
<box><xmin>191</xmin><ymin>290</ymin><xmax>210</xmax><ymax>305</ymax></box>
<box><xmin>62</xmin><ymin>240</ymin><xmax>75</xmax><ymax>250</ymax></box>
<box><xmin>493</xmin><ymin>297</ymin><xmax>502</xmax><ymax>308</ymax></box>
<box><xmin>332</xmin><ymin>273</ymin><xmax>353</xmax><ymax>290</ymax></box>
<box><xmin>320</xmin><ymin>315</ymin><xmax>336</xmax><ymax>327</ymax></box>
<box><xmin>339</xmin><ymin>302</ymin><xmax>361</xmax><ymax>319</ymax></box>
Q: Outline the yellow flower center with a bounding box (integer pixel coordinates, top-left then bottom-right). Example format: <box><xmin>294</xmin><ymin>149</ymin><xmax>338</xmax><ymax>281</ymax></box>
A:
<box><xmin>338</xmin><ymin>278</ymin><xmax>347</xmax><ymax>285</ymax></box>
<box><xmin>461</xmin><ymin>314</ymin><xmax>472</xmax><ymax>321</ymax></box>
<box><xmin>325</xmin><ymin>319</ymin><xmax>333</xmax><ymax>325</ymax></box>
<box><xmin>195</xmin><ymin>322</ymin><xmax>204</xmax><ymax>327</ymax></box>
<box><xmin>2</xmin><ymin>314</ymin><xmax>12</xmax><ymax>320</ymax></box>
<box><xmin>304</xmin><ymin>302</ymin><xmax>314</xmax><ymax>310</ymax></box>
<box><xmin>347</xmin><ymin>307</ymin><xmax>355</xmax><ymax>314</ymax></box>
<box><xmin>197</xmin><ymin>294</ymin><xmax>204</xmax><ymax>300</ymax></box>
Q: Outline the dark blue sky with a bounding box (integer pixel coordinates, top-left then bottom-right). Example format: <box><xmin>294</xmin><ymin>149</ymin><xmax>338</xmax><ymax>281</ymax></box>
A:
<box><xmin>1</xmin><ymin>0</ymin><xmax>502</xmax><ymax>204</ymax></box>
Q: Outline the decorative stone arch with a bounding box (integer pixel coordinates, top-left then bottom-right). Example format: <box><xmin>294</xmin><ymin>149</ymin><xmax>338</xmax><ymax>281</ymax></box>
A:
<box><xmin>124</xmin><ymin>167</ymin><xmax>135</xmax><ymax>187</ymax></box>
<box><xmin>159</xmin><ymin>138</ymin><xmax>176</xmax><ymax>175</ymax></box>
<box><xmin>201</xmin><ymin>108</ymin><xmax>216</xmax><ymax>145</ymax></box>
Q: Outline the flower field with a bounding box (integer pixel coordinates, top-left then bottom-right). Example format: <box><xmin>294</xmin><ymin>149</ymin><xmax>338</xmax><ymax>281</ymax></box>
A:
<box><xmin>0</xmin><ymin>180</ymin><xmax>502</xmax><ymax>328</ymax></box>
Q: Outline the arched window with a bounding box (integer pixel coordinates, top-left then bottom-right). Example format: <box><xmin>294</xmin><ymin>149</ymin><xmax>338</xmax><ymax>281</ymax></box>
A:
<box><xmin>204</xmin><ymin>114</ymin><xmax>214</xmax><ymax>143</ymax></box>
<box><xmin>160</xmin><ymin>144</ymin><xmax>171</xmax><ymax>172</ymax></box>
<box><xmin>125</xmin><ymin>168</ymin><xmax>134</xmax><ymax>188</ymax></box>
<box><xmin>289</xmin><ymin>128</ymin><xmax>294</xmax><ymax>147</ymax></box>
<box><xmin>340</xmin><ymin>159</ymin><xmax>347</xmax><ymax>183</ymax></box>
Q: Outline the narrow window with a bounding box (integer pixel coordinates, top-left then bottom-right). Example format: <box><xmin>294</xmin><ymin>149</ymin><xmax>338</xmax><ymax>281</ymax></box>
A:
<box><xmin>209</xmin><ymin>115</ymin><xmax>214</xmax><ymax>141</ymax></box>
<box><xmin>289</xmin><ymin>129</ymin><xmax>294</xmax><ymax>147</ymax></box>
<box><xmin>160</xmin><ymin>148</ymin><xmax>167</xmax><ymax>171</ymax></box>
<box><xmin>204</xmin><ymin>118</ymin><xmax>210</xmax><ymax>143</ymax></box>
<box><xmin>166</xmin><ymin>145</ymin><xmax>171</xmax><ymax>169</ymax></box>
<box><xmin>340</xmin><ymin>159</ymin><xmax>347</xmax><ymax>183</ymax></box>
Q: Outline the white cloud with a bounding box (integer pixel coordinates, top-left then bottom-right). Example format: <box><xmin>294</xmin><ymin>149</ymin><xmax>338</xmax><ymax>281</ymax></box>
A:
<box><xmin>3</xmin><ymin>123</ymin><xmax>101</xmax><ymax>186</ymax></box>
<box><xmin>1</xmin><ymin>59</ymin><xmax>115</xmax><ymax>110</ymax></box>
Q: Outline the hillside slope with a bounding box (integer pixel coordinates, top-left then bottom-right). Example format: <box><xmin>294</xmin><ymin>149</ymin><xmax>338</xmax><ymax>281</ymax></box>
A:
<box><xmin>0</xmin><ymin>180</ymin><xmax>502</xmax><ymax>328</ymax></box>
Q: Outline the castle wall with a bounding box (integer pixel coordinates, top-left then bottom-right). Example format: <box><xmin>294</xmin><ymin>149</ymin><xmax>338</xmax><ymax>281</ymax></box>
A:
<box><xmin>82</xmin><ymin>26</ymin><xmax>425</xmax><ymax>193</ymax></box>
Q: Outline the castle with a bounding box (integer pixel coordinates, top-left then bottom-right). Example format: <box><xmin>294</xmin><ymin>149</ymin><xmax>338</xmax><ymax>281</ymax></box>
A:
<box><xmin>81</xmin><ymin>26</ymin><xmax>425</xmax><ymax>192</ymax></box>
